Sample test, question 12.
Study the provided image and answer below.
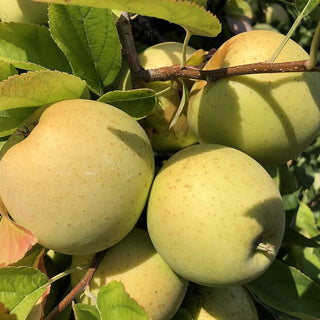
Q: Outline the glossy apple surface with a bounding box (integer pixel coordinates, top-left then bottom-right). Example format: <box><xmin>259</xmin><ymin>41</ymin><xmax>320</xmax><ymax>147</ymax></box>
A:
<box><xmin>71</xmin><ymin>228</ymin><xmax>188</xmax><ymax>320</ymax></box>
<box><xmin>0</xmin><ymin>99</ymin><xmax>154</xmax><ymax>255</ymax></box>
<box><xmin>187</xmin><ymin>30</ymin><xmax>320</xmax><ymax>165</ymax></box>
<box><xmin>147</xmin><ymin>143</ymin><xmax>285</xmax><ymax>286</ymax></box>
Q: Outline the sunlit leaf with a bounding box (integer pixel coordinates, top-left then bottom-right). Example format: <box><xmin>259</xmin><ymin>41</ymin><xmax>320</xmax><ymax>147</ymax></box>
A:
<box><xmin>97</xmin><ymin>281</ymin><xmax>149</xmax><ymax>320</ymax></box>
<box><xmin>49</xmin><ymin>4</ymin><xmax>122</xmax><ymax>96</ymax></box>
<box><xmin>295</xmin><ymin>202</ymin><xmax>319</xmax><ymax>238</ymax></box>
<box><xmin>34</xmin><ymin>0</ymin><xmax>222</xmax><ymax>37</ymax></box>
<box><xmin>98</xmin><ymin>89</ymin><xmax>156</xmax><ymax>119</ymax></box>
<box><xmin>247</xmin><ymin>259</ymin><xmax>320</xmax><ymax>320</ymax></box>
<box><xmin>0</xmin><ymin>199</ymin><xmax>37</xmax><ymax>267</ymax></box>
<box><xmin>73</xmin><ymin>303</ymin><xmax>100</xmax><ymax>320</ymax></box>
<box><xmin>295</xmin><ymin>0</ymin><xmax>320</xmax><ymax>16</ymax></box>
<box><xmin>0</xmin><ymin>61</ymin><xmax>17</xmax><ymax>82</ymax></box>
<box><xmin>0</xmin><ymin>22</ymin><xmax>71</xmax><ymax>72</ymax></box>
<box><xmin>186</xmin><ymin>49</ymin><xmax>207</xmax><ymax>66</ymax></box>
<box><xmin>0</xmin><ymin>267</ymin><xmax>48</xmax><ymax>320</ymax></box>
<box><xmin>0</xmin><ymin>70</ymin><xmax>90</xmax><ymax>137</ymax></box>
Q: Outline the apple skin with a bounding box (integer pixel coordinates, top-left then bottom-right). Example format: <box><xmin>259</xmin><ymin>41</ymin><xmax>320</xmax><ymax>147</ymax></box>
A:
<box><xmin>0</xmin><ymin>99</ymin><xmax>154</xmax><ymax>255</ymax></box>
<box><xmin>0</xmin><ymin>0</ymin><xmax>48</xmax><ymax>25</ymax></box>
<box><xmin>187</xmin><ymin>30</ymin><xmax>320</xmax><ymax>166</ymax></box>
<box><xmin>71</xmin><ymin>227</ymin><xmax>189</xmax><ymax>320</ymax></box>
<box><xmin>183</xmin><ymin>284</ymin><xmax>259</xmax><ymax>320</ymax></box>
<box><xmin>124</xmin><ymin>42</ymin><xmax>198</xmax><ymax>153</ymax></box>
<box><xmin>147</xmin><ymin>143</ymin><xmax>285</xmax><ymax>287</ymax></box>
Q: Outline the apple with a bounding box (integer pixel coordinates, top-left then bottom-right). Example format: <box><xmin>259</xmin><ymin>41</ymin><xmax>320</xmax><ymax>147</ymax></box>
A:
<box><xmin>182</xmin><ymin>284</ymin><xmax>259</xmax><ymax>320</ymax></box>
<box><xmin>123</xmin><ymin>41</ymin><xmax>198</xmax><ymax>153</ymax></box>
<box><xmin>71</xmin><ymin>227</ymin><xmax>189</xmax><ymax>320</ymax></box>
<box><xmin>187</xmin><ymin>30</ymin><xmax>320</xmax><ymax>166</ymax></box>
<box><xmin>147</xmin><ymin>143</ymin><xmax>285</xmax><ymax>286</ymax></box>
<box><xmin>0</xmin><ymin>0</ymin><xmax>48</xmax><ymax>25</ymax></box>
<box><xmin>265</xmin><ymin>3</ymin><xmax>289</xmax><ymax>27</ymax></box>
<box><xmin>0</xmin><ymin>99</ymin><xmax>154</xmax><ymax>255</ymax></box>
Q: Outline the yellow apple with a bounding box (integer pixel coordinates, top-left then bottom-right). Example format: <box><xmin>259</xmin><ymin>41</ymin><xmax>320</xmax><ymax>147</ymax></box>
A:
<box><xmin>0</xmin><ymin>0</ymin><xmax>48</xmax><ymax>25</ymax></box>
<box><xmin>183</xmin><ymin>284</ymin><xmax>259</xmax><ymax>320</ymax></box>
<box><xmin>187</xmin><ymin>30</ymin><xmax>320</xmax><ymax>165</ymax></box>
<box><xmin>0</xmin><ymin>99</ymin><xmax>154</xmax><ymax>255</ymax></box>
<box><xmin>147</xmin><ymin>143</ymin><xmax>285</xmax><ymax>286</ymax></box>
<box><xmin>71</xmin><ymin>227</ymin><xmax>189</xmax><ymax>320</ymax></box>
<box><xmin>124</xmin><ymin>41</ymin><xmax>198</xmax><ymax>153</ymax></box>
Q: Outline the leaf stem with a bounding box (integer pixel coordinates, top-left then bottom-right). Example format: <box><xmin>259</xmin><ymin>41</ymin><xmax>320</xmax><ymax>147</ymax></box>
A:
<box><xmin>268</xmin><ymin>1</ymin><xmax>310</xmax><ymax>63</ymax></box>
<box><xmin>181</xmin><ymin>29</ymin><xmax>192</xmax><ymax>69</ymax></box>
<box><xmin>43</xmin><ymin>249</ymin><xmax>108</xmax><ymax>320</ymax></box>
<box><xmin>305</xmin><ymin>20</ymin><xmax>320</xmax><ymax>70</ymax></box>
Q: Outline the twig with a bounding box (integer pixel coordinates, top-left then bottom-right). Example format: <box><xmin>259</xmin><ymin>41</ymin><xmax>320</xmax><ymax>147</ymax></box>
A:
<box><xmin>116</xmin><ymin>12</ymin><xmax>320</xmax><ymax>86</ymax></box>
<box><xmin>44</xmin><ymin>249</ymin><xmax>108</xmax><ymax>320</ymax></box>
<box><xmin>116</xmin><ymin>12</ymin><xmax>148</xmax><ymax>88</ymax></box>
<box><xmin>145</xmin><ymin>60</ymin><xmax>320</xmax><ymax>82</ymax></box>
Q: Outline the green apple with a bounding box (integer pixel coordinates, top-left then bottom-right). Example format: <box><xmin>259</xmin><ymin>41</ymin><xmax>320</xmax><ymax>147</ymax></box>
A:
<box><xmin>0</xmin><ymin>0</ymin><xmax>48</xmax><ymax>24</ymax></box>
<box><xmin>265</xmin><ymin>3</ymin><xmax>289</xmax><ymax>27</ymax></box>
<box><xmin>187</xmin><ymin>30</ymin><xmax>320</xmax><ymax>166</ymax></box>
<box><xmin>147</xmin><ymin>143</ymin><xmax>285</xmax><ymax>286</ymax></box>
<box><xmin>0</xmin><ymin>99</ymin><xmax>154</xmax><ymax>255</ymax></box>
<box><xmin>183</xmin><ymin>284</ymin><xmax>259</xmax><ymax>320</ymax></box>
<box><xmin>71</xmin><ymin>227</ymin><xmax>189</xmax><ymax>320</ymax></box>
<box><xmin>124</xmin><ymin>42</ymin><xmax>198</xmax><ymax>153</ymax></box>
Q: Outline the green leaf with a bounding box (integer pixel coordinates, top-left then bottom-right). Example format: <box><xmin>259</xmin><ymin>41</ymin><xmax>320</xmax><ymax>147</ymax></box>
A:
<box><xmin>0</xmin><ymin>267</ymin><xmax>48</xmax><ymax>320</ymax></box>
<box><xmin>186</xmin><ymin>49</ymin><xmax>207</xmax><ymax>67</ymax></box>
<box><xmin>247</xmin><ymin>259</ymin><xmax>320</xmax><ymax>320</ymax></box>
<box><xmin>49</xmin><ymin>4</ymin><xmax>122</xmax><ymax>96</ymax></box>
<box><xmin>34</xmin><ymin>0</ymin><xmax>221</xmax><ymax>37</ymax></box>
<box><xmin>282</xmin><ymin>192</ymin><xmax>300</xmax><ymax>211</ymax></box>
<box><xmin>295</xmin><ymin>0</ymin><xmax>320</xmax><ymax>16</ymax></box>
<box><xmin>96</xmin><ymin>281</ymin><xmax>149</xmax><ymax>320</ymax></box>
<box><xmin>296</xmin><ymin>202</ymin><xmax>320</xmax><ymax>238</ymax></box>
<box><xmin>169</xmin><ymin>81</ymin><xmax>189</xmax><ymax>129</ymax></box>
<box><xmin>0</xmin><ymin>61</ymin><xmax>17</xmax><ymax>82</ymax></box>
<box><xmin>73</xmin><ymin>303</ymin><xmax>100</xmax><ymax>320</ymax></box>
<box><xmin>224</xmin><ymin>0</ymin><xmax>253</xmax><ymax>19</ymax></box>
<box><xmin>0</xmin><ymin>107</ymin><xmax>37</xmax><ymax>138</ymax></box>
<box><xmin>0</xmin><ymin>22</ymin><xmax>71</xmax><ymax>72</ymax></box>
<box><xmin>98</xmin><ymin>89</ymin><xmax>156</xmax><ymax>119</ymax></box>
<box><xmin>282</xmin><ymin>226</ymin><xmax>320</xmax><ymax>248</ymax></box>
<box><xmin>0</xmin><ymin>70</ymin><xmax>90</xmax><ymax>137</ymax></box>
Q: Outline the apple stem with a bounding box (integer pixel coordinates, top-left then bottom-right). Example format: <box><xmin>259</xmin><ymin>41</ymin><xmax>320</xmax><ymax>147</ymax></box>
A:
<box><xmin>255</xmin><ymin>242</ymin><xmax>276</xmax><ymax>256</ymax></box>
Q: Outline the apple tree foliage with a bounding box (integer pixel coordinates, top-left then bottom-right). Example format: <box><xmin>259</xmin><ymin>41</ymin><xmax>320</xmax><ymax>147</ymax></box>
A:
<box><xmin>0</xmin><ymin>0</ymin><xmax>320</xmax><ymax>319</ymax></box>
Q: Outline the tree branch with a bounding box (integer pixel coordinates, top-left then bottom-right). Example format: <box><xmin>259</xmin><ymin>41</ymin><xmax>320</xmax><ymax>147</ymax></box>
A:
<box><xmin>44</xmin><ymin>249</ymin><xmax>108</xmax><ymax>320</ymax></box>
<box><xmin>116</xmin><ymin>12</ymin><xmax>148</xmax><ymax>88</ymax></box>
<box><xmin>146</xmin><ymin>60</ymin><xmax>320</xmax><ymax>82</ymax></box>
<box><xmin>116</xmin><ymin>12</ymin><xmax>320</xmax><ymax>87</ymax></box>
